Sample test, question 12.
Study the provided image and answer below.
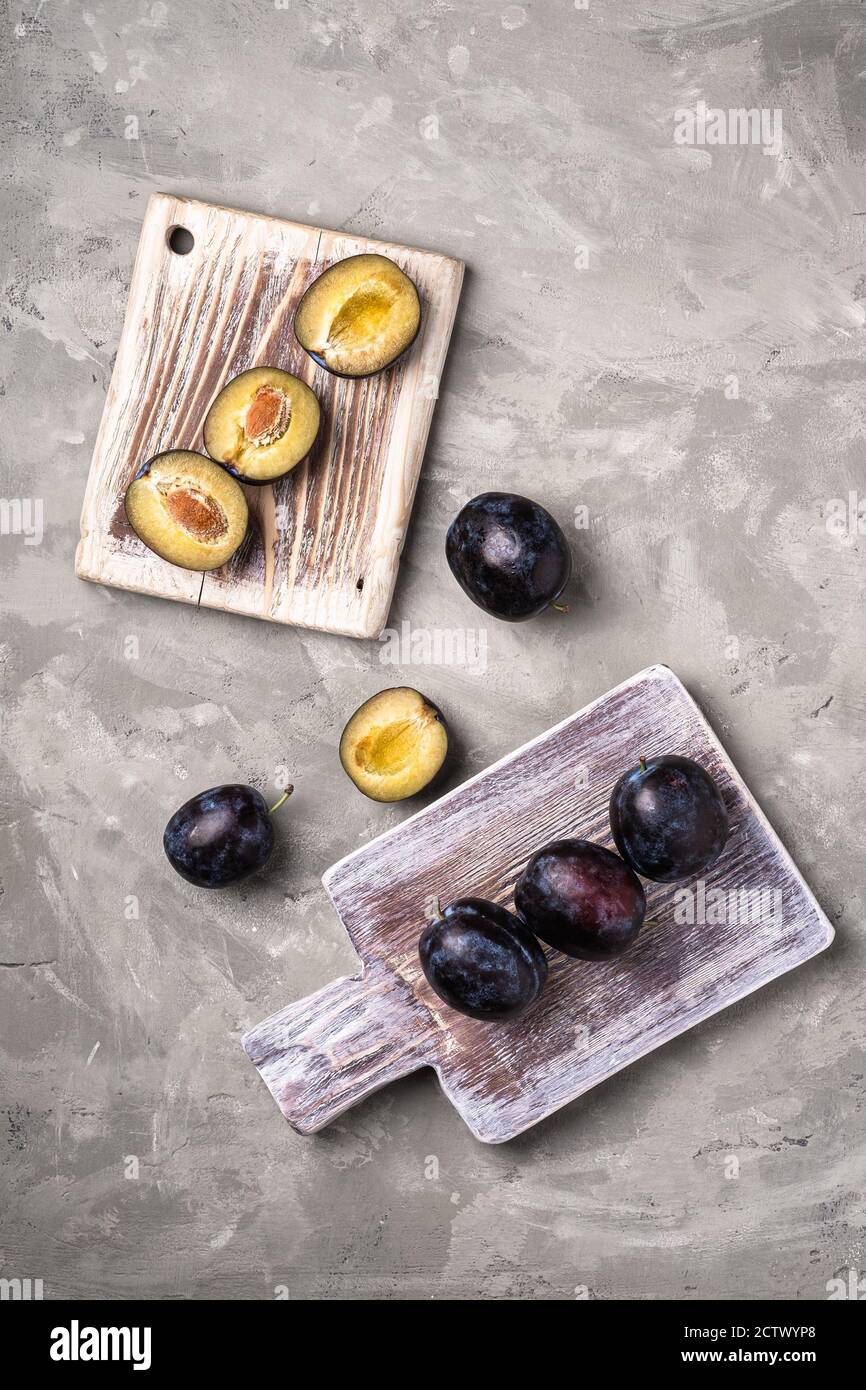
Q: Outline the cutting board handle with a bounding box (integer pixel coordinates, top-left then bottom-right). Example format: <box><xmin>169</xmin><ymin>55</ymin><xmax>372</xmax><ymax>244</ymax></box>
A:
<box><xmin>242</xmin><ymin>968</ymin><xmax>438</xmax><ymax>1134</ymax></box>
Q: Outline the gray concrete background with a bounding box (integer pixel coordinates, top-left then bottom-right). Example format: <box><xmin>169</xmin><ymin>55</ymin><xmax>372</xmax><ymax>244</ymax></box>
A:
<box><xmin>1</xmin><ymin>0</ymin><xmax>864</xmax><ymax>1301</ymax></box>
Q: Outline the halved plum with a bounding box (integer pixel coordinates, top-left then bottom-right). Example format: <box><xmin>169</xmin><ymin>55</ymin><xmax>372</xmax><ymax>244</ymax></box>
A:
<box><xmin>339</xmin><ymin>687</ymin><xmax>447</xmax><ymax>802</ymax></box>
<box><xmin>125</xmin><ymin>450</ymin><xmax>248</xmax><ymax>571</ymax></box>
<box><xmin>203</xmin><ymin>366</ymin><xmax>320</xmax><ymax>484</ymax></box>
<box><xmin>294</xmin><ymin>253</ymin><xmax>421</xmax><ymax>377</ymax></box>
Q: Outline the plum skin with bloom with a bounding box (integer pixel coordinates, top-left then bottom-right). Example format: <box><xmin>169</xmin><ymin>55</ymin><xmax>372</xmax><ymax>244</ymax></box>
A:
<box><xmin>609</xmin><ymin>754</ymin><xmax>729</xmax><ymax>883</ymax></box>
<box><xmin>163</xmin><ymin>784</ymin><xmax>276</xmax><ymax>888</ymax></box>
<box><xmin>419</xmin><ymin>898</ymin><xmax>548</xmax><ymax>1021</ymax></box>
<box><xmin>445</xmin><ymin>492</ymin><xmax>572</xmax><ymax>621</ymax></box>
<box><xmin>515</xmin><ymin>839</ymin><xmax>646</xmax><ymax>960</ymax></box>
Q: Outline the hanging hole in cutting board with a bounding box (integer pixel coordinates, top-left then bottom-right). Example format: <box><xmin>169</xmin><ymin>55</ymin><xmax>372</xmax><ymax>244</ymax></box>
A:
<box><xmin>167</xmin><ymin>225</ymin><xmax>194</xmax><ymax>256</ymax></box>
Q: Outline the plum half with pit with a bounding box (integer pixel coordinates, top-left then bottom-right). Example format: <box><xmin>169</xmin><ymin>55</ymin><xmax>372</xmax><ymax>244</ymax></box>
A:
<box><xmin>294</xmin><ymin>253</ymin><xmax>421</xmax><ymax>378</ymax></box>
<box><xmin>609</xmin><ymin>754</ymin><xmax>729</xmax><ymax>882</ymax></box>
<box><xmin>446</xmin><ymin>492</ymin><xmax>572</xmax><ymax>621</ymax></box>
<box><xmin>339</xmin><ymin>688</ymin><xmax>448</xmax><ymax>802</ymax></box>
<box><xmin>515</xmin><ymin>839</ymin><xmax>646</xmax><ymax>960</ymax></box>
<box><xmin>125</xmin><ymin>450</ymin><xmax>248</xmax><ymax>571</ymax></box>
<box><xmin>419</xmin><ymin>898</ymin><xmax>548</xmax><ymax>1022</ymax></box>
<box><xmin>163</xmin><ymin>783</ymin><xmax>292</xmax><ymax>888</ymax></box>
<box><xmin>203</xmin><ymin>366</ymin><xmax>320</xmax><ymax>485</ymax></box>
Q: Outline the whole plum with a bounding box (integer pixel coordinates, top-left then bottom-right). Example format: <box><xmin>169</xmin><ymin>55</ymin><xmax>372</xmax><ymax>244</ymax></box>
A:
<box><xmin>515</xmin><ymin>839</ymin><xmax>646</xmax><ymax>960</ymax></box>
<box><xmin>445</xmin><ymin>492</ymin><xmax>571</xmax><ymax>621</ymax></box>
<box><xmin>164</xmin><ymin>783</ymin><xmax>291</xmax><ymax>888</ymax></box>
<box><xmin>419</xmin><ymin>897</ymin><xmax>548</xmax><ymax>1021</ymax></box>
<box><xmin>609</xmin><ymin>755</ymin><xmax>728</xmax><ymax>882</ymax></box>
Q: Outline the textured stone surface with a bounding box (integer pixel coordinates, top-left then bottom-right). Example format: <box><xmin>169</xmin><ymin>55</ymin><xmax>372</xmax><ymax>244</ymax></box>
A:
<box><xmin>1</xmin><ymin>0</ymin><xmax>864</xmax><ymax>1301</ymax></box>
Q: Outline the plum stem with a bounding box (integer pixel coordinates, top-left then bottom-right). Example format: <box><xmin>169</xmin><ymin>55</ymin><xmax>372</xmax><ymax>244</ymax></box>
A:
<box><xmin>269</xmin><ymin>786</ymin><xmax>294</xmax><ymax>814</ymax></box>
<box><xmin>549</xmin><ymin>600</ymin><xmax>570</xmax><ymax>614</ymax></box>
<box><xmin>639</xmin><ymin>757</ymin><xmax>647</xmax><ymax>773</ymax></box>
<box><xmin>429</xmin><ymin>896</ymin><xmax>443</xmax><ymax>922</ymax></box>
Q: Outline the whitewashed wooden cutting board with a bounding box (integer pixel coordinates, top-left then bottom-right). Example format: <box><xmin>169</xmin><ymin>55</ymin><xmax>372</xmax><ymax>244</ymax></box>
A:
<box><xmin>243</xmin><ymin>665</ymin><xmax>834</xmax><ymax>1143</ymax></box>
<box><xmin>75</xmin><ymin>193</ymin><xmax>464</xmax><ymax>638</ymax></box>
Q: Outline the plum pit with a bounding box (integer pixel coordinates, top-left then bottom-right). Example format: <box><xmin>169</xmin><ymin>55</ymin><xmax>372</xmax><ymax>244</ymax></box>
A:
<box><xmin>244</xmin><ymin>384</ymin><xmax>291</xmax><ymax>447</ymax></box>
<box><xmin>162</xmin><ymin>483</ymin><xmax>228</xmax><ymax>542</ymax></box>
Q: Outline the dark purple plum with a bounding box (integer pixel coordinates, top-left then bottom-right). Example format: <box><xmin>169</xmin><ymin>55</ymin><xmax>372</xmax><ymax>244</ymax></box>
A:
<box><xmin>445</xmin><ymin>492</ymin><xmax>571</xmax><ymax>621</ymax></box>
<box><xmin>515</xmin><ymin>839</ymin><xmax>646</xmax><ymax>960</ymax></box>
<box><xmin>163</xmin><ymin>783</ymin><xmax>292</xmax><ymax>888</ymax></box>
<box><xmin>419</xmin><ymin>897</ymin><xmax>548</xmax><ymax>1021</ymax></box>
<box><xmin>609</xmin><ymin>755</ymin><xmax>729</xmax><ymax>883</ymax></box>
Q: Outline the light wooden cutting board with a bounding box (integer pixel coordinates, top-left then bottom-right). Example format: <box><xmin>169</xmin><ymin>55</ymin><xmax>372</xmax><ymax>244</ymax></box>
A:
<box><xmin>75</xmin><ymin>193</ymin><xmax>464</xmax><ymax>638</ymax></box>
<box><xmin>243</xmin><ymin>665</ymin><xmax>834</xmax><ymax>1144</ymax></box>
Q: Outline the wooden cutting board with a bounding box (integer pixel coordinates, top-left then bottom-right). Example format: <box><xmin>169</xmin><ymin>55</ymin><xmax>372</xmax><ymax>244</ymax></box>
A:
<box><xmin>243</xmin><ymin>665</ymin><xmax>834</xmax><ymax>1143</ymax></box>
<box><xmin>75</xmin><ymin>193</ymin><xmax>464</xmax><ymax>638</ymax></box>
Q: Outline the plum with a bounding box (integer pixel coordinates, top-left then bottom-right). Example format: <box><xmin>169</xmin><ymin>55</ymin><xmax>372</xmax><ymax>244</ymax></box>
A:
<box><xmin>125</xmin><ymin>450</ymin><xmax>248</xmax><ymax>571</ymax></box>
<box><xmin>419</xmin><ymin>898</ymin><xmax>548</xmax><ymax>1021</ymax></box>
<box><xmin>515</xmin><ymin>839</ymin><xmax>646</xmax><ymax>959</ymax></box>
<box><xmin>163</xmin><ymin>783</ymin><xmax>292</xmax><ymax>888</ymax></box>
<box><xmin>609</xmin><ymin>754</ymin><xmax>729</xmax><ymax>882</ymax></box>
<box><xmin>294</xmin><ymin>254</ymin><xmax>421</xmax><ymax>377</ymax></box>
<box><xmin>203</xmin><ymin>366</ymin><xmax>320</xmax><ymax>485</ymax></box>
<box><xmin>340</xmin><ymin>688</ymin><xmax>448</xmax><ymax>802</ymax></box>
<box><xmin>445</xmin><ymin>492</ymin><xmax>571</xmax><ymax>620</ymax></box>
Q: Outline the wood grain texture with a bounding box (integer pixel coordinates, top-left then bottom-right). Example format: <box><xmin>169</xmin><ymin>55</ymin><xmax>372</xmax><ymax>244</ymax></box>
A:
<box><xmin>75</xmin><ymin>193</ymin><xmax>464</xmax><ymax>638</ymax></box>
<box><xmin>242</xmin><ymin>665</ymin><xmax>834</xmax><ymax>1143</ymax></box>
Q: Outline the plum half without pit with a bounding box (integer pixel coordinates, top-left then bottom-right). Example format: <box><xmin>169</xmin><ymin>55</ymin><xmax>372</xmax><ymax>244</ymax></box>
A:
<box><xmin>294</xmin><ymin>253</ymin><xmax>421</xmax><ymax>377</ymax></box>
<box><xmin>340</xmin><ymin>688</ymin><xmax>447</xmax><ymax>802</ymax></box>
<box><xmin>203</xmin><ymin>366</ymin><xmax>320</xmax><ymax>484</ymax></box>
<box><xmin>420</xmin><ymin>898</ymin><xmax>548</xmax><ymax>1022</ymax></box>
<box><xmin>125</xmin><ymin>450</ymin><xmax>248</xmax><ymax>571</ymax></box>
<box><xmin>446</xmin><ymin>492</ymin><xmax>572</xmax><ymax>621</ymax></box>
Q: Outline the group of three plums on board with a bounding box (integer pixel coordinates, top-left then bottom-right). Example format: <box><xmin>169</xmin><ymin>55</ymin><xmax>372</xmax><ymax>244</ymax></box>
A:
<box><xmin>420</xmin><ymin>755</ymin><xmax>729</xmax><ymax>1024</ymax></box>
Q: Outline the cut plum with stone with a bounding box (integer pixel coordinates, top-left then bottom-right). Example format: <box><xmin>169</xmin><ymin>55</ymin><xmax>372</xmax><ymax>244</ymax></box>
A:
<box><xmin>163</xmin><ymin>783</ymin><xmax>292</xmax><ymax>888</ymax></box>
<box><xmin>294</xmin><ymin>253</ymin><xmax>421</xmax><ymax>377</ymax></box>
<box><xmin>515</xmin><ymin>839</ymin><xmax>646</xmax><ymax>960</ymax></box>
<box><xmin>125</xmin><ymin>450</ymin><xmax>248</xmax><ymax>571</ymax></box>
<box><xmin>419</xmin><ymin>898</ymin><xmax>548</xmax><ymax>1022</ymax></box>
<box><xmin>446</xmin><ymin>492</ymin><xmax>572</xmax><ymax>621</ymax></box>
<box><xmin>340</xmin><ymin>687</ymin><xmax>447</xmax><ymax>802</ymax></box>
<box><xmin>203</xmin><ymin>366</ymin><xmax>320</xmax><ymax>484</ymax></box>
<box><xmin>609</xmin><ymin>754</ymin><xmax>729</xmax><ymax>883</ymax></box>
